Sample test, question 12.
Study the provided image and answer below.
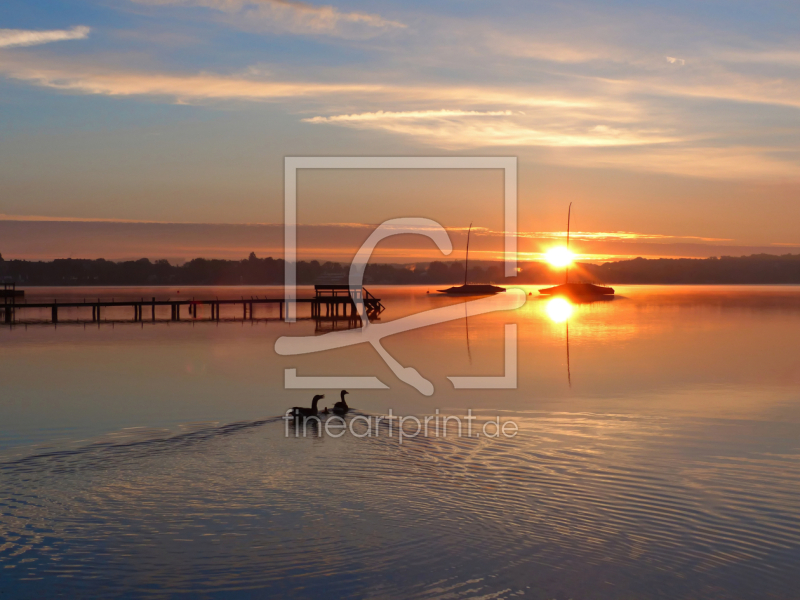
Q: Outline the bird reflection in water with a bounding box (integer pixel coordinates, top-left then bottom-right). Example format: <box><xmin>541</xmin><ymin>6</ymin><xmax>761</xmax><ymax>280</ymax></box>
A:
<box><xmin>546</xmin><ymin>297</ymin><xmax>573</xmax><ymax>387</ymax></box>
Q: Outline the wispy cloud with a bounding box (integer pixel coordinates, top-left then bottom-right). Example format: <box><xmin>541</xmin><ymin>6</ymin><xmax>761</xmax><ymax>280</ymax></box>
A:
<box><xmin>628</xmin><ymin>69</ymin><xmax>800</xmax><ymax>110</ymax></box>
<box><xmin>568</xmin><ymin>144</ymin><xmax>800</xmax><ymax>180</ymax></box>
<box><xmin>478</xmin><ymin>31</ymin><xmax>610</xmax><ymax>64</ymax></box>
<box><xmin>2</xmin><ymin>19</ymin><xmax>800</xmax><ymax>181</ymax></box>
<box><xmin>0</xmin><ymin>56</ymin><xmax>629</xmax><ymax>114</ymax></box>
<box><xmin>0</xmin><ymin>59</ymin><xmax>383</xmax><ymax>100</ymax></box>
<box><xmin>3</xmin><ymin>217</ymin><xmax>783</xmax><ymax>262</ymax></box>
<box><xmin>435</xmin><ymin>226</ymin><xmax>733</xmax><ymax>243</ymax></box>
<box><xmin>131</xmin><ymin>0</ymin><xmax>404</xmax><ymax>36</ymax></box>
<box><xmin>0</xmin><ymin>213</ymin><xmax>166</xmax><ymax>223</ymax></box>
<box><xmin>5</xmin><ymin>56</ymin><xmax>794</xmax><ymax>179</ymax></box>
<box><xmin>0</xmin><ymin>26</ymin><xmax>90</xmax><ymax>49</ymax></box>
<box><xmin>306</xmin><ymin>113</ymin><xmax>679</xmax><ymax>149</ymax></box>
<box><xmin>522</xmin><ymin>231</ymin><xmax>732</xmax><ymax>242</ymax></box>
<box><xmin>303</xmin><ymin>109</ymin><xmax>513</xmax><ymax>123</ymax></box>
<box><xmin>0</xmin><ymin>215</ymin><xmax>738</xmax><ymax>245</ymax></box>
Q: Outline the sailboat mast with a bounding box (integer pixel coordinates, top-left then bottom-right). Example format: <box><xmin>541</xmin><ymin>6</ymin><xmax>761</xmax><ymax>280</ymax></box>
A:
<box><xmin>464</xmin><ymin>222</ymin><xmax>472</xmax><ymax>286</ymax></box>
<box><xmin>565</xmin><ymin>203</ymin><xmax>572</xmax><ymax>285</ymax></box>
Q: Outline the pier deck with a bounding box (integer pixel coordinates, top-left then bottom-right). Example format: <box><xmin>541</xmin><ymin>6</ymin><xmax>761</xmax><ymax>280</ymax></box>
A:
<box><xmin>0</xmin><ymin>286</ymin><xmax>384</xmax><ymax>325</ymax></box>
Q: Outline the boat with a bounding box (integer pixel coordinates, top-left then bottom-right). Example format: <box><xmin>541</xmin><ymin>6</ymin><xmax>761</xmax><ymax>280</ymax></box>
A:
<box><xmin>439</xmin><ymin>283</ymin><xmax>506</xmax><ymax>295</ymax></box>
<box><xmin>438</xmin><ymin>223</ymin><xmax>506</xmax><ymax>295</ymax></box>
<box><xmin>539</xmin><ymin>282</ymin><xmax>614</xmax><ymax>298</ymax></box>
<box><xmin>539</xmin><ymin>204</ymin><xmax>614</xmax><ymax>299</ymax></box>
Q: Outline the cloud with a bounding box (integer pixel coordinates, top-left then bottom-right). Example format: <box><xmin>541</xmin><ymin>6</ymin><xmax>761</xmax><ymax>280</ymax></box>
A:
<box><xmin>610</xmin><ymin>66</ymin><xmax>800</xmax><ymax>111</ymax></box>
<box><xmin>305</xmin><ymin>111</ymin><xmax>679</xmax><ymax>148</ymax></box>
<box><xmin>303</xmin><ymin>109</ymin><xmax>514</xmax><ymax>123</ymax></box>
<box><xmin>1</xmin><ymin>218</ymin><xmax>785</xmax><ymax>262</ymax></box>
<box><xmin>561</xmin><ymin>144</ymin><xmax>800</xmax><ymax>180</ymax></box>
<box><xmin>666</xmin><ymin>56</ymin><xmax>685</xmax><ymax>65</ymax></box>
<box><xmin>0</xmin><ymin>59</ymin><xmax>383</xmax><ymax>100</ymax></box>
<box><xmin>1</xmin><ymin>41</ymin><xmax>798</xmax><ymax>179</ymax></box>
<box><xmin>131</xmin><ymin>0</ymin><xmax>404</xmax><ymax>36</ymax></box>
<box><xmin>520</xmin><ymin>231</ymin><xmax>732</xmax><ymax>242</ymax></box>
<box><xmin>479</xmin><ymin>31</ymin><xmax>610</xmax><ymax>63</ymax></box>
<box><xmin>0</xmin><ymin>55</ymin><xmax>629</xmax><ymax>113</ymax></box>
<box><xmin>0</xmin><ymin>26</ymin><xmax>90</xmax><ymax>49</ymax></box>
<box><xmin>2</xmin><ymin>56</ymin><xmax>797</xmax><ymax>181</ymax></box>
<box><xmin>0</xmin><ymin>213</ymin><xmax>168</xmax><ymax>223</ymax></box>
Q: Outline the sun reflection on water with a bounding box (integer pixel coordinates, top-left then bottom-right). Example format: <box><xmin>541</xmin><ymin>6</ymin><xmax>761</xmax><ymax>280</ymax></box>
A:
<box><xmin>546</xmin><ymin>297</ymin><xmax>573</xmax><ymax>323</ymax></box>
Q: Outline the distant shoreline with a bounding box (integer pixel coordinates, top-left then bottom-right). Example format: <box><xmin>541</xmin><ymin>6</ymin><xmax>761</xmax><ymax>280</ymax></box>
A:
<box><xmin>2</xmin><ymin>252</ymin><xmax>800</xmax><ymax>286</ymax></box>
<box><xmin>6</xmin><ymin>283</ymin><xmax>800</xmax><ymax>290</ymax></box>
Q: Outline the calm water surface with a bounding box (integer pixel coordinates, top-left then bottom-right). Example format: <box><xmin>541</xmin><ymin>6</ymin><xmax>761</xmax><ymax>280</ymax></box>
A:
<box><xmin>1</xmin><ymin>285</ymin><xmax>799</xmax><ymax>598</ymax></box>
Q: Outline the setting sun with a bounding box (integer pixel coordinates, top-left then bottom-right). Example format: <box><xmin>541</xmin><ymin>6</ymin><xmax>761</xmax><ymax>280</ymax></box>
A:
<box><xmin>545</xmin><ymin>247</ymin><xmax>575</xmax><ymax>268</ymax></box>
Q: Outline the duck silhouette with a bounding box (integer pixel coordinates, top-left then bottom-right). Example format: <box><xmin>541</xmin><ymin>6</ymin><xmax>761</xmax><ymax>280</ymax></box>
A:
<box><xmin>291</xmin><ymin>394</ymin><xmax>324</xmax><ymax>419</ymax></box>
<box><xmin>332</xmin><ymin>390</ymin><xmax>350</xmax><ymax>415</ymax></box>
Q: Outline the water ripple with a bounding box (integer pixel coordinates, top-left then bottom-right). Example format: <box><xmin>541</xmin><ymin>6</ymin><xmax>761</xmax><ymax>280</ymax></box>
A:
<box><xmin>1</xmin><ymin>412</ymin><xmax>799</xmax><ymax>598</ymax></box>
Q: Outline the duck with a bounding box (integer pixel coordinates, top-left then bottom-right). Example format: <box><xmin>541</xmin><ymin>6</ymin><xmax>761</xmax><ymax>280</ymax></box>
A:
<box><xmin>291</xmin><ymin>394</ymin><xmax>324</xmax><ymax>419</ymax></box>
<box><xmin>332</xmin><ymin>390</ymin><xmax>350</xmax><ymax>415</ymax></box>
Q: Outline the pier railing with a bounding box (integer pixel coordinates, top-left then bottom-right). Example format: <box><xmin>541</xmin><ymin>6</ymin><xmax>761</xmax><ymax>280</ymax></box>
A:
<box><xmin>311</xmin><ymin>285</ymin><xmax>384</xmax><ymax>318</ymax></box>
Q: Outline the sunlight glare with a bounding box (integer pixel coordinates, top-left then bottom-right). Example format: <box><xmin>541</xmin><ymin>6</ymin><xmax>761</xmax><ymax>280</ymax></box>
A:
<box><xmin>545</xmin><ymin>247</ymin><xmax>574</xmax><ymax>268</ymax></box>
<box><xmin>546</xmin><ymin>297</ymin><xmax>573</xmax><ymax>323</ymax></box>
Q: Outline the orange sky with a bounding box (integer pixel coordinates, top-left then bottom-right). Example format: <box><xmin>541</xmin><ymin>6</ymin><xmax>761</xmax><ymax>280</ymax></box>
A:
<box><xmin>1</xmin><ymin>1</ymin><xmax>799</xmax><ymax>259</ymax></box>
<box><xmin>1</xmin><ymin>219</ymin><xmax>794</xmax><ymax>264</ymax></box>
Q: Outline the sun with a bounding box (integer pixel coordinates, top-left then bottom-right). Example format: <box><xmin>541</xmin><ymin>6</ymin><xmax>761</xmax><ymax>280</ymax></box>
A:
<box><xmin>545</xmin><ymin>247</ymin><xmax>574</xmax><ymax>268</ymax></box>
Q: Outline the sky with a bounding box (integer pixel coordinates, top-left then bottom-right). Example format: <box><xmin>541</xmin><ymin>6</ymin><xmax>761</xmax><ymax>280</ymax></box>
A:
<box><xmin>1</xmin><ymin>0</ymin><xmax>799</xmax><ymax>262</ymax></box>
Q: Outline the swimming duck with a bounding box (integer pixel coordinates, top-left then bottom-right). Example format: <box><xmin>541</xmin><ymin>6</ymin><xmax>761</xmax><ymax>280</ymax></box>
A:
<box><xmin>332</xmin><ymin>390</ymin><xmax>350</xmax><ymax>415</ymax></box>
<box><xmin>291</xmin><ymin>394</ymin><xmax>324</xmax><ymax>419</ymax></box>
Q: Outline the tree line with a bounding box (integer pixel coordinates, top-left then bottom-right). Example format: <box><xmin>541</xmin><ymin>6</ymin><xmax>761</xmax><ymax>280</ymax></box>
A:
<box><xmin>1</xmin><ymin>252</ymin><xmax>800</xmax><ymax>286</ymax></box>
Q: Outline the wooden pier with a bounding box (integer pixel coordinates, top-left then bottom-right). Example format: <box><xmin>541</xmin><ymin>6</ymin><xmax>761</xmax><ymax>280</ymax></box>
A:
<box><xmin>311</xmin><ymin>285</ymin><xmax>384</xmax><ymax>318</ymax></box>
<box><xmin>0</xmin><ymin>285</ymin><xmax>384</xmax><ymax>326</ymax></box>
<box><xmin>1</xmin><ymin>282</ymin><xmax>24</xmax><ymax>299</ymax></box>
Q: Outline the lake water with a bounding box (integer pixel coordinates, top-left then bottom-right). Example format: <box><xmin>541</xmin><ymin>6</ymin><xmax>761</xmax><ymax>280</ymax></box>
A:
<box><xmin>1</xmin><ymin>285</ymin><xmax>799</xmax><ymax>598</ymax></box>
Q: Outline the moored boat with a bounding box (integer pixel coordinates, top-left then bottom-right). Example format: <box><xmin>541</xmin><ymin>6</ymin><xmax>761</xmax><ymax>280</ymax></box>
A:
<box><xmin>439</xmin><ymin>223</ymin><xmax>506</xmax><ymax>296</ymax></box>
<box><xmin>538</xmin><ymin>282</ymin><xmax>614</xmax><ymax>298</ymax></box>
<box><xmin>439</xmin><ymin>284</ymin><xmax>506</xmax><ymax>295</ymax></box>
<box><xmin>538</xmin><ymin>204</ymin><xmax>614</xmax><ymax>299</ymax></box>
